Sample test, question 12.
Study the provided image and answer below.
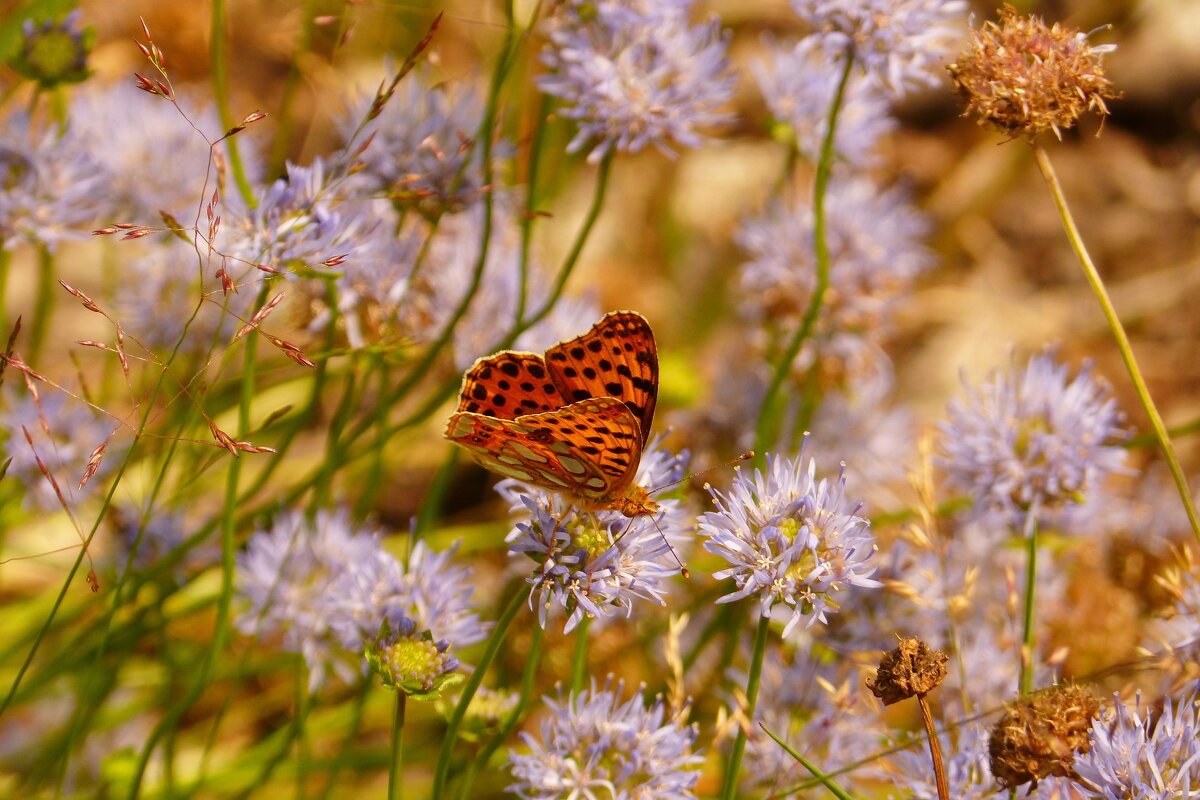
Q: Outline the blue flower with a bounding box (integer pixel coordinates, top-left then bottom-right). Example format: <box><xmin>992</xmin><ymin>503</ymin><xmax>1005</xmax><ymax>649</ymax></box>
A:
<box><xmin>508</xmin><ymin>678</ymin><xmax>702</xmax><ymax>799</ymax></box>
<box><xmin>538</xmin><ymin>1</ymin><xmax>734</xmax><ymax>162</ymax></box>
<box><xmin>791</xmin><ymin>0</ymin><xmax>967</xmax><ymax>97</ymax></box>
<box><xmin>939</xmin><ymin>350</ymin><xmax>1127</xmax><ymax>524</ymax></box>
<box><xmin>698</xmin><ymin>440</ymin><xmax>881</xmax><ymax>637</ymax></box>
<box><xmin>1074</xmin><ymin>683</ymin><xmax>1200</xmax><ymax>800</ymax></box>
<box><xmin>754</xmin><ymin>35</ymin><xmax>896</xmax><ymax>166</ymax></box>
<box><xmin>500</xmin><ymin>438</ymin><xmax>692</xmax><ymax>632</ymax></box>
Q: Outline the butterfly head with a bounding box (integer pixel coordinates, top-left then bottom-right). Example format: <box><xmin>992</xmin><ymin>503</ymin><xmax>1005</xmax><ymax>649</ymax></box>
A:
<box><xmin>616</xmin><ymin>485</ymin><xmax>661</xmax><ymax>518</ymax></box>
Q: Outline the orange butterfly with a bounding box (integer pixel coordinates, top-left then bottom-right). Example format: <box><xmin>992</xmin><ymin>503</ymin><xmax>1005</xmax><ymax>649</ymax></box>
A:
<box><xmin>444</xmin><ymin>311</ymin><xmax>661</xmax><ymax>518</ymax></box>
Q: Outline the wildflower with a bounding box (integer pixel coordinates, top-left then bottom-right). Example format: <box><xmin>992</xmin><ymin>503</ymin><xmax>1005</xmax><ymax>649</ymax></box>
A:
<box><xmin>988</xmin><ymin>684</ymin><xmax>1100</xmax><ymax>790</ymax></box>
<box><xmin>939</xmin><ymin>350</ymin><xmax>1126</xmax><ymax>524</ymax></box>
<box><xmin>698</xmin><ymin>440</ymin><xmax>880</xmax><ymax>637</ymax></box>
<box><xmin>0</xmin><ymin>112</ymin><xmax>105</xmax><ymax>248</ymax></box>
<box><xmin>792</xmin><ymin>0</ymin><xmax>966</xmax><ymax>96</ymax></box>
<box><xmin>70</xmin><ymin>82</ymin><xmax>249</xmax><ymax>222</ymax></box>
<box><xmin>508</xmin><ymin>678</ymin><xmax>702</xmax><ymax>799</ymax></box>
<box><xmin>367</xmin><ymin>620</ymin><xmax>461</xmax><ymax>698</ymax></box>
<box><xmin>736</xmin><ymin>177</ymin><xmax>932</xmax><ymax>382</ymax></box>
<box><xmin>948</xmin><ymin>5</ymin><xmax>1119</xmax><ymax>140</ymax></box>
<box><xmin>538</xmin><ymin>0</ymin><xmax>734</xmax><ymax>163</ymax></box>
<box><xmin>340</xmin><ymin>71</ymin><xmax>497</xmax><ymax>218</ymax></box>
<box><xmin>113</xmin><ymin>248</ymin><xmax>248</xmax><ymax>354</ymax></box>
<box><xmin>500</xmin><ymin>439</ymin><xmax>691</xmax><ymax>632</ymax></box>
<box><xmin>9</xmin><ymin>11</ymin><xmax>92</xmax><ymax>88</ymax></box>
<box><xmin>0</xmin><ymin>389</ymin><xmax>117</xmax><ymax>511</ymax></box>
<box><xmin>754</xmin><ymin>35</ymin><xmax>895</xmax><ymax>166</ymax></box>
<box><xmin>235</xmin><ymin>510</ymin><xmax>485</xmax><ymax>690</ymax></box>
<box><xmin>1073</xmin><ymin>683</ymin><xmax>1200</xmax><ymax>799</ymax></box>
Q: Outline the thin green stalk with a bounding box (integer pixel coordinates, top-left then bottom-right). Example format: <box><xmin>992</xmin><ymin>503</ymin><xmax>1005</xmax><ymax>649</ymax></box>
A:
<box><xmin>29</xmin><ymin>243</ymin><xmax>53</xmax><ymax>362</ymax></box>
<box><xmin>1018</xmin><ymin>506</ymin><xmax>1039</xmax><ymax>697</ymax></box>
<box><xmin>125</xmin><ymin>285</ymin><xmax>266</xmax><ymax>798</ymax></box>
<box><xmin>720</xmin><ymin>614</ymin><xmax>771</xmax><ymax>800</ymax></box>
<box><xmin>1031</xmin><ymin>141</ymin><xmax>1200</xmax><ymax>545</ymax></box>
<box><xmin>388</xmin><ymin>693</ymin><xmax>407</xmax><ymax>800</ymax></box>
<box><xmin>516</xmin><ymin>92</ymin><xmax>553</xmax><ymax>326</ymax></box>
<box><xmin>210</xmin><ymin>0</ymin><xmax>255</xmax><ymax>208</ymax></box>
<box><xmin>571</xmin><ymin>615</ymin><xmax>592</xmax><ymax>694</ymax></box>
<box><xmin>413</xmin><ymin>448</ymin><xmax>460</xmax><ymax>539</ymax></box>
<box><xmin>759</xmin><ymin>723</ymin><xmax>859</xmax><ymax>800</ymax></box>
<box><xmin>318</xmin><ymin>678</ymin><xmax>372</xmax><ymax>800</ymax></box>
<box><xmin>457</xmin><ymin>623</ymin><xmax>545</xmax><ymax>799</ymax></box>
<box><xmin>432</xmin><ymin>587</ymin><xmax>525</xmax><ymax>800</ymax></box>
<box><xmin>752</xmin><ymin>52</ymin><xmax>854</xmax><ymax>464</ymax></box>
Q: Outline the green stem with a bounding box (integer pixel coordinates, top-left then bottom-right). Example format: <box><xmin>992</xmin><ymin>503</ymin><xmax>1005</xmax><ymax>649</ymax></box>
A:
<box><xmin>388</xmin><ymin>693</ymin><xmax>406</xmax><ymax>800</ymax></box>
<box><xmin>759</xmin><ymin>723</ymin><xmax>859</xmax><ymax>800</ymax></box>
<box><xmin>431</xmin><ymin>587</ymin><xmax>525</xmax><ymax>800</ymax></box>
<box><xmin>720</xmin><ymin>614</ymin><xmax>770</xmax><ymax>800</ymax></box>
<box><xmin>30</xmin><ymin>243</ymin><xmax>53</xmax><ymax>362</ymax></box>
<box><xmin>752</xmin><ymin>52</ymin><xmax>854</xmax><ymax>465</ymax></box>
<box><xmin>457</xmin><ymin>623</ymin><xmax>545</xmax><ymax>800</ymax></box>
<box><xmin>1018</xmin><ymin>507</ymin><xmax>1039</xmax><ymax>697</ymax></box>
<box><xmin>571</xmin><ymin>615</ymin><xmax>592</xmax><ymax>694</ymax></box>
<box><xmin>1031</xmin><ymin>141</ymin><xmax>1200</xmax><ymax>545</ymax></box>
<box><xmin>210</xmin><ymin>0</ymin><xmax>255</xmax><ymax>208</ymax></box>
<box><xmin>516</xmin><ymin>92</ymin><xmax>553</xmax><ymax>326</ymax></box>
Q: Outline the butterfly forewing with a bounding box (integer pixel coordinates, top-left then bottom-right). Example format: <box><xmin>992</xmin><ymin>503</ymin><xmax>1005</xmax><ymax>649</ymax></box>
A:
<box><xmin>455</xmin><ymin>351</ymin><xmax>562</xmax><ymax>420</ymax></box>
<box><xmin>445</xmin><ymin>397</ymin><xmax>644</xmax><ymax>503</ymax></box>
<box><xmin>544</xmin><ymin>311</ymin><xmax>658</xmax><ymax>446</ymax></box>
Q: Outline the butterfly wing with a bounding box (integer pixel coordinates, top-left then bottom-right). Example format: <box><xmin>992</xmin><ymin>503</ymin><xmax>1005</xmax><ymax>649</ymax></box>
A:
<box><xmin>455</xmin><ymin>351</ymin><xmax>565</xmax><ymax>420</ymax></box>
<box><xmin>543</xmin><ymin>311</ymin><xmax>658</xmax><ymax>446</ymax></box>
<box><xmin>445</xmin><ymin>397</ymin><xmax>645</xmax><ymax>504</ymax></box>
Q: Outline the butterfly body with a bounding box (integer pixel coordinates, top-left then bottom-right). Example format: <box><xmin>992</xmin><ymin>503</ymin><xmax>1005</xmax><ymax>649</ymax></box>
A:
<box><xmin>445</xmin><ymin>311</ymin><xmax>661</xmax><ymax>517</ymax></box>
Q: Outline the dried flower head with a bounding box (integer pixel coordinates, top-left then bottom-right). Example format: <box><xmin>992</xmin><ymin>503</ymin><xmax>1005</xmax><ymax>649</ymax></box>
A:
<box><xmin>867</xmin><ymin>637</ymin><xmax>948</xmax><ymax>704</ymax></box>
<box><xmin>988</xmin><ymin>684</ymin><xmax>1100</xmax><ymax>790</ymax></box>
<box><xmin>948</xmin><ymin>5</ymin><xmax>1120</xmax><ymax>140</ymax></box>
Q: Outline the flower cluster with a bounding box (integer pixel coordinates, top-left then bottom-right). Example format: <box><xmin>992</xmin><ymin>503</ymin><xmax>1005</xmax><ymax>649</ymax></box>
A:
<box><xmin>792</xmin><ymin>0</ymin><xmax>966</xmax><ymax>96</ymax></box>
<box><xmin>235</xmin><ymin>509</ymin><xmax>485</xmax><ymax>689</ymax></box>
<box><xmin>1074</xmin><ymin>684</ymin><xmax>1200</xmax><ymax>799</ymax></box>
<box><xmin>939</xmin><ymin>350</ymin><xmax>1127</xmax><ymax>525</ymax></box>
<box><xmin>698</xmin><ymin>443</ymin><xmax>880</xmax><ymax>637</ymax></box>
<box><xmin>508</xmin><ymin>679</ymin><xmax>702</xmax><ymax>799</ymax></box>
<box><xmin>538</xmin><ymin>0</ymin><xmax>734</xmax><ymax>162</ymax></box>
<box><xmin>500</xmin><ymin>439</ymin><xmax>691</xmax><ymax>632</ymax></box>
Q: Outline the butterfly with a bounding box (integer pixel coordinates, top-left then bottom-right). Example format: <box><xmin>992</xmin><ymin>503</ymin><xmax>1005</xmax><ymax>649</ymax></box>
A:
<box><xmin>444</xmin><ymin>311</ymin><xmax>661</xmax><ymax>518</ymax></box>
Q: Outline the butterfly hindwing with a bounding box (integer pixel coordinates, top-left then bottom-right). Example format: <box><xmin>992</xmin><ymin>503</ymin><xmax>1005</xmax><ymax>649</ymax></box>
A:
<box><xmin>445</xmin><ymin>397</ymin><xmax>644</xmax><ymax>503</ymax></box>
<box><xmin>455</xmin><ymin>351</ymin><xmax>564</xmax><ymax>421</ymax></box>
<box><xmin>544</xmin><ymin>311</ymin><xmax>658</xmax><ymax>446</ymax></box>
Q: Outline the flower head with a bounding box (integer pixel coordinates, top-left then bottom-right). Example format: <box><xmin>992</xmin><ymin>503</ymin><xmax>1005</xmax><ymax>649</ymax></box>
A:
<box><xmin>792</xmin><ymin>0</ymin><xmax>966</xmax><ymax>96</ymax></box>
<box><xmin>340</xmin><ymin>71</ymin><xmax>497</xmax><ymax>218</ymax></box>
<box><xmin>939</xmin><ymin>350</ymin><xmax>1126</xmax><ymax>524</ymax></box>
<box><xmin>367</xmin><ymin>622</ymin><xmax>461</xmax><ymax>698</ymax></box>
<box><xmin>499</xmin><ymin>438</ymin><xmax>691</xmax><ymax>632</ymax></box>
<box><xmin>754</xmin><ymin>35</ymin><xmax>896</xmax><ymax>166</ymax></box>
<box><xmin>10</xmin><ymin>11</ymin><xmax>92</xmax><ymax>88</ymax></box>
<box><xmin>508</xmin><ymin>678</ymin><xmax>702</xmax><ymax>799</ymax></box>
<box><xmin>1073</xmin><ymin>683</ymin><xmax>1200</xmax><ymax>800</ymax></box>
<box><xmin>948</xmin><ymin>5</ymin><xmax>1119</xmax><ymax>139</ymax></box>
<box><xmin>538</xmin><ymin>1</ymin><xmax>734</xmax><ymax>162</ymax></box>
<box><xmin>698</xmin><ymin>441</ymin><xmax>880</xmax><ymax>637</ymax></box>
<box><xmin>988</xmin><ymin>684</ymin><xmax>1100</xmax><ymax>790</ymax></box>
<box><xmin>0</xmin><ymin>389</ymin><xmax>117</xmax><ymax>511</ymax></box>
<box><xmin>0</xmin><ymin>112</ymin><xmax>105</xmax><ymax>248</ymax></box>
<box><xmin>235</xmin><ymin>510</ymin><xmax>485</xmax><ymax>690</ymax></box>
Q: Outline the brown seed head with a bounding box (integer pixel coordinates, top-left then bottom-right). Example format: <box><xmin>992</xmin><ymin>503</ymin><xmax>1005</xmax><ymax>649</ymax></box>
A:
<box><xmin>866</xmin><ymin>637</ymin><xmax>948</xmax><ymax>705</ymax></box>
<box><xmin>947</xmin><ymin>5</ymin><xmax>1119</xmax><ymax>140</ymax></box>
<box><xmin>988</xmin><ymin>683</ymin><xmax>1100</xmax><ymax>789</ymax></box>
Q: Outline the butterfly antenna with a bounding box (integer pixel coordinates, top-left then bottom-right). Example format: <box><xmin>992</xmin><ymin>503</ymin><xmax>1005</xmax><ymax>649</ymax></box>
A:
<box><xmin>649</xmin><ymin>450</ymin><xmax>755</xmax><ymax>496</ymax></box>
<box><xmin>612</xmin><ymin>512</ymin><xmax>692</xmax><ymax>579</ymax></box>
